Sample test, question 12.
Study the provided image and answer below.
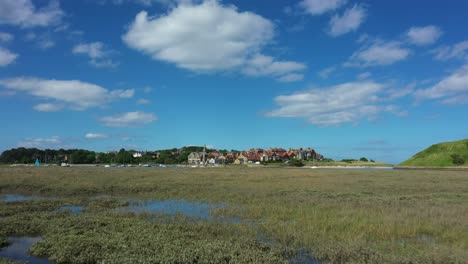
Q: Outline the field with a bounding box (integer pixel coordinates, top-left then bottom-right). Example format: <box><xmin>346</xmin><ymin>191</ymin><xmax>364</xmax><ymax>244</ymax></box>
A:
<box><xmin>1</xmin><ymin>166</ymin><xmax>468</xmax><ymax>263</ymax></box>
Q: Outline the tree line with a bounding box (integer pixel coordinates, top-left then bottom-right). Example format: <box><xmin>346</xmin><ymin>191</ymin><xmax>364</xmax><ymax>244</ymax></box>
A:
<box><xmin>0</xmin><ymin>146</ymin><xmax>221</xmax><ymax>165</ymax></box>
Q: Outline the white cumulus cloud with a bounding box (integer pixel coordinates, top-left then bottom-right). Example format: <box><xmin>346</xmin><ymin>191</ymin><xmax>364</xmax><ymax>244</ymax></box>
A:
<box><xmin>407</xmin><ymin>26</ymin><xmax>442</xmax><ymax>46</ymax></box>
<box><xmin>33</xmin><ymin>103</ymin><xmax>63</xmax><ymax>112</ymax></box>
<box><xmin>318</xmin><ymin>66</ymin><xmax>336</xmax><ymax>79</ymax></box>
<box><xmin>72</xmin><ymin>42</ymin><xmax>118</xmax><ymax>68</ymax></box>
<box><xmin>432</xmin><ymin>40</ymin><xmax>468</xmax><ymax>61</ymax></box>
<box><xmin>73</xmin><ymin>42</ymin><xmax>107</xmax><ymax>59</ymax></box>
<box><xmin>243</xmin><ymin>54</ymin><xmax>306</xmax><ymax>80</ymax></box>
<box><xmin>17</xmin><ymin>136</ymin><xmax>65</xmax><ymax>149</ymax></box>
<box><xmin>0</xmin><ymin>0</ymin><xmax>64</xmax><ymax>28</ymax></box>
<box><xmin>328</xmin><ymin>4</ymin><xmax>367</xmax><ymax>37</ymax></box>
<box><xmin>136</xmin><ymin>98</ymin><xmax>151</xmax><ymax>105</ymax></box>
<box><xmin>299</xmin><ymin>0</ymin><xmax>346</xmax><ymax>15</ymax></box>
<box><xmin>0</xmin><ymin>47</ymin><xmax>18</xmax><ymax>67</ymax></box>
<box><xmin>99</xmin><ymin>111</ymin><xmax>158</xmax><ymax>127</ymax></box>
<box><xmin>122</xmin><ymin>0</ymin><xmax>304</xmax><ymax>81</ymax></box>
<box><xmin>266</xmin><ymin>81</ymin><xmax>404</xmax><ymax>126</ymax></box>
<box><xmin>414</xmin><ymin>64</ymin><xmax>468</xmax><ymax>104</ymax></box>
<box><xmin>0</xmin><ymin>77</ymin><xmax>134</xmax><ymax>110</ymax></box>
<box><xmin>85</xmin><ymin>133</ymin><xmax>109</xmax><ymax>139</ymax></box>
<box><xmin>346</xmin><ymin>40</ymin><xmax>411</xmax><ymax>67</ymax></box>
<box><xmin>277</xmin><ymin>73</ymin><xmax>304</xmax><ymax>83</ymax></box>
<box><xmin>0</xmin><ymin>32</ymin><xmax>13</xmax><ymax>42</ymax></box>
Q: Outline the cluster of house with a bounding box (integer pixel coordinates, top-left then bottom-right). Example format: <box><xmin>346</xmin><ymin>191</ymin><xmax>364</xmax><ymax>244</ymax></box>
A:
<box><xmin>188</xmin><ymin>148</ymin><xmax>323</xmax><ymax>165</ymax></box>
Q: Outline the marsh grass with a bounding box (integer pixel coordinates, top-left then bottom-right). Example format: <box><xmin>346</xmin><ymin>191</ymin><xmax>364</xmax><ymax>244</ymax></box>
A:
<box><xmin>1</xmin><ymin>167</ymin><xmax>468</xmax><ymax>263</ymax></box>
<box><xmin>0</xmin><ymin>259</ymin><xmax>21</xmax><ymax>264</ymax></box>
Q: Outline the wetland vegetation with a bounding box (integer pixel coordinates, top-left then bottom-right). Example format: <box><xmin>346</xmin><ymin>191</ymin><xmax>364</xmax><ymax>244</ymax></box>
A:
<box><xmin>1</xmin><ymin>166</ymin><xmax>467</xmax><ymax>263</ymax></box>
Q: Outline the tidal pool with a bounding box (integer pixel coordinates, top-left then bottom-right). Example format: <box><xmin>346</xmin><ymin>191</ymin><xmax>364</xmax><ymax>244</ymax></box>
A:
<box><xmin>116</xmin><ymin>199</ymin><xmax>224</xmax><ymax>219</ymax></box>
<box><xmin>0</xmin><ymin>194</ymin><xmax>42</xmax><ymax>202</ymax></box>
<box><xmin>0</xmin><ymin>237</ymin><xmax>52</xmax><ymax>264</ymax></box>
<box><xmin>288</xmin><ymin>249</ymin><xmax>321</xmax><ymax>264</ymax></box>
<box><xmin>55</xmin><ymin>205</ymin><xmax>84</xmax><ymax>216</ymax></box>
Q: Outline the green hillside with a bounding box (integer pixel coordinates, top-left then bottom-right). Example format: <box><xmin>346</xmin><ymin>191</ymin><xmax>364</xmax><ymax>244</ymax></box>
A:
<box><xmin>401</xmin><ymin>139</ymin><xmax>468</xmax><ymax>167</ymax></box>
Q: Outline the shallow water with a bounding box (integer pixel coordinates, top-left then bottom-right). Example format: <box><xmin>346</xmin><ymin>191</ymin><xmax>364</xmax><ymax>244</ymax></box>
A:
<box><xmin>116</xmin><ymin>199</ymin><xmax>224</xmax><ymax>219</ymax></box>
<box><xmin>0</xmin><ymin>237</ymin><xmax>53</xmax><ymax>264</ymax></box>
<box><xmin>55</xmin><ymin>205</ymin><xmax>84</xmax><ymax>216</ymax></box>
<box><xmin>0</xmin><ymin>194</ymin><xmax>42</xmax><ymax>202</ymax></box>
<box><xmin>310</xmin><ymin>167</ymin><xmax>393</xmax><ymax>170</ymax></box>
<box><xmin>288</xmin><ymin>249</ymin><xmax>321</xmax><ymax>264</ymax></box>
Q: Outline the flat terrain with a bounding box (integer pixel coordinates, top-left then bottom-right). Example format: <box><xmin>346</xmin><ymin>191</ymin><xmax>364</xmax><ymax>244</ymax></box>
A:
<box><xmin>1</xmin><ymin>166</ymin><xmax>468</xmax><ymax>263</ymax></box>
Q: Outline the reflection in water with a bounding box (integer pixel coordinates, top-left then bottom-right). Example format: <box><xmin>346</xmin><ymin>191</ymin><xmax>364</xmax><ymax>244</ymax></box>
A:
<box><xmin>116</xmin><ymin>199</ymin><xmax>224</xmax><ymax>219</ymax></box>
<box><xmin>0</xmin><ymin>237</ymin><xmax>52</xmax><ymax>264</ymax></box>
<box><xmin>117</xmin><ymin>200</ymin><xmax>231</xmax><ymax>219</ymax></box>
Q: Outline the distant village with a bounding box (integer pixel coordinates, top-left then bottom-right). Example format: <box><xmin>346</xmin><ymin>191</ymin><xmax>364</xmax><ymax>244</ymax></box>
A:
<box><xmin>133</xmin><ymin>147</ymin><xmax>324</xmax><ymax>166</ymax></box>
<box><xmin>0</xmin><ymin>146</ymin><xmax>324</xmax><ymax>166</ymax></box>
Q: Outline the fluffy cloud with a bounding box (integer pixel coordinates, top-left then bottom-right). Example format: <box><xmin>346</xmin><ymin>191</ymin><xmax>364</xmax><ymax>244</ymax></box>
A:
<box><xmin>0</xmin><ymin>77</ymin><xmax>134</xmax><ymax>110</ymax></box>
<box><xmin>111</xmin><ymin>0</ymin><xmax>153</xmax><ymax>6</ymax></box>
<box><xmin>414</xmin><ymin>64</ymin><xmax>468</xmax><ymax>104</ymax></box>
<box><xmin>0</xmin><ymin>32</ymin><xmax>13</xmax><ymax>42</ymax></box>
<box><xmin>33</xmin><ymin>103</ymin><xmax>63</xmax><ymax>112</ymax></box>
<box><xmin>85</xmin><ymin>133</ymin><xmax>109</xmax><ymax>139</ymax></box>
<box><xmin>24</xmin><ymin>32</ymin><xmax>55</xmax><ymax>50</ymax></box>
<box><xmin>243</xmin><ymin>54</ymin><xmax>306</xmax><ymax>80</ymax></box>
<box><xmin>266</xmin><ymin>81</ymin><xmax>402</xmax><ymax>126</ymax></box>
<box><xmin>122</xmin><ymin>0</ymin><xmax>304</xmax><ymax>81</ymax></box>
<box><xmin>136</xmin><ymin>98</ymin><xmax>151</xmax><ymax>105</ymax></box>
<box><xmin>0</xmin><ymin>0</ymin><xmax>64</xmax><ymax>28</ymax></box>
<box><xmin>17</xmin><ymin>136</ymin><xmax>64</xmax><ymax>149</ymax></box>
<box><xmin>0</xmin><ymin>47</ymin><xmax>18</xmax><ymax>67</ymax></box>
<box><xmin>299</xmin><ymin>0</ymin><xmax>346</xmax><ymax>15</ymax></box>
<box><xmin>99</xmin><ymin>111</ymin><xmax>158</xmax><ymax>127</ymax></box>
<box><xmin>277</xmin><ymin>74</ymin><xmax>304</xmax><ymax>82</ymax></box>
<box><xmin>433</xmin><ymin>40</ymin><xmax>468</xmax><ymax>61</ymax></box>
<box><xmin>357</xmin><ymin>72</ymin><xmax>372</xmax><ymax>80</ymax></box>
<box><xmin>407</xmin><ymin>26</ymin><xmax>442</xmax><ymax>46</ymax></box>
<box><xmin>386</xmin><ymin>83</ymin><xmax>415</xmax><ymax>100</ymax></box>
<box><xmin>73</xmin><ymin>42</ymin><xmax>107</xmax><ymax>58</ymax></box>
<box><xmin>328</xmin><ymin>4</ymin><xmax>366</xmax><ymax>37</ymax></box>
<box><xmin>346</xmin><ymin>40</ymin><xmax>411</xmax><ymax>67</ymax></box>
<box><xmin>72</xmin><ymin>42</ymin><xmax>118</xmax><ymax>68</ymax></box>
<box><xmin>101</xmin><ymin>0</ymin><xmax>177</xmax><ymax>6</ymax></box>
<box><xmin>318</xmin><ymin>66</ymin><xmax>336</xmax><ymax>79</ymax></box>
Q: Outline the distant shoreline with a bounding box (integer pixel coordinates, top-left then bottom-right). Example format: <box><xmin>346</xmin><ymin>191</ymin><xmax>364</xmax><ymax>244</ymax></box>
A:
<box><xmin>5</xmin><ymin>163</ymin><xmax>468</xmax><ymax>171</ymax></box>
<box><xmin>305</xmin><ymin>166</ymin><xmax>393</xmax><ymax>169</ymax></box>
<box><xmin>394</xmin><ymin>166</ymin><xmax>468</xmax><ymax>171</ymax></box>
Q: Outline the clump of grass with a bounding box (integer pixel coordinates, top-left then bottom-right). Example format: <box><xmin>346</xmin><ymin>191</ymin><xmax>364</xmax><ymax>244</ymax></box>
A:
<box><xmin>0</xmin><ymin>259</ymin><xmax>23</xmax><ymax>264</ymax></box>
<box><xmin>4</xmin><ymin>212</ymin><xmax>286</xmax><ymax>263</ymax></box>
<box><xmin>84</xmin><ymin>198</ymin><xmax>129</xmax><ymax>212</ymax></box>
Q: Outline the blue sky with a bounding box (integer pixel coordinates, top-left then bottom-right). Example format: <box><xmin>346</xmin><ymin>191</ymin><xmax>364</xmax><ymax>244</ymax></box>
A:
<box><xmin>0</xmin><ymin>0</ymin><xmax>467</xmax><ymax>163</ymax></box>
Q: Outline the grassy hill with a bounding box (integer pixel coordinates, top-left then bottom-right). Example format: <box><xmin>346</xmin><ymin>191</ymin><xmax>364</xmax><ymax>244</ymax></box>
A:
<box><xmin>401</xmin><ymin>139</ymin><xmax>468</xmax><ymax>167</ymax></box>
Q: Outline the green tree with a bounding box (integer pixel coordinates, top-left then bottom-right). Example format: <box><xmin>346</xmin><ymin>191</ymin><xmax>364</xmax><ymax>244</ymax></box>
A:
<box><xmin>360</xmin><ymin>157</ymin><xmax>368</xmax><ymax>162</ymax></box>
<box><xmin>116</xmin><ymin>149</ymin><xmax>134</xmax><ymax>164</ymax></box>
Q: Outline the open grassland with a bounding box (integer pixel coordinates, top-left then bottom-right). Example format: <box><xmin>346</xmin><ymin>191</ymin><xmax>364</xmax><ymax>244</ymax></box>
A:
<box><xmin>1</xmin><ymin>167</ymin><xmax>468</xmax><ymax>263</ymax></box>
